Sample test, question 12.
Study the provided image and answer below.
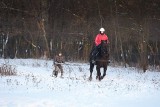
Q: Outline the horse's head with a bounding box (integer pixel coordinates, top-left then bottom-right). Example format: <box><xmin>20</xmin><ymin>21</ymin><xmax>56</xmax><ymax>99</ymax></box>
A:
<box><xmin>100</xmin><ymin>40</ymin><xmax>108</xmax><ymax>58</ymax></box>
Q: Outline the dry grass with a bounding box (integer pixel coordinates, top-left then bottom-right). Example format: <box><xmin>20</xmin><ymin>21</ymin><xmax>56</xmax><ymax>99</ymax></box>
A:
<box><xmin>0</xmin><ymin>64</ymin><xmax>17</xmax><ymax>76</ymax></box>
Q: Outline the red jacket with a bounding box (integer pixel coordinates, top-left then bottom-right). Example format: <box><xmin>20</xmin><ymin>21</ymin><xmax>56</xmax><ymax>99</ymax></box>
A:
<box><xmin>95</xmin><ymin>33</ymin><xmax>109</xmax><ymax>46</ymax></box>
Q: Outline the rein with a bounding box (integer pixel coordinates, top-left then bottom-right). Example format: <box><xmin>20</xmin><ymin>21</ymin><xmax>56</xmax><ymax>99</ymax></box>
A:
<box><xmin>96</xmin><ymin>59</ymin><xmax>108</xmax><ymax>62</ymax></box>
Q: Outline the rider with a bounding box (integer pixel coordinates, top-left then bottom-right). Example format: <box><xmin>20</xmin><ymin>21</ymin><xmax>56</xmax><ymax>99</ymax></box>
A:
<box><xmin>91</xmin><ymin>27</ymin><xmax>109</xmax><ymax>63</ymax></box>
<box><xmin>53</xmin><ymin>52</ymin><xmax>65</xmax><ymax>77</ymax></box>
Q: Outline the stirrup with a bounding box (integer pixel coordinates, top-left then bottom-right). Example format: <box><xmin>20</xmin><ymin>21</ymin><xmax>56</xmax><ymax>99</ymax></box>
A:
<box><xmin>91</xmin><ymin>60</ymin><xmax>95</xmax><ymax>64</ymax></box>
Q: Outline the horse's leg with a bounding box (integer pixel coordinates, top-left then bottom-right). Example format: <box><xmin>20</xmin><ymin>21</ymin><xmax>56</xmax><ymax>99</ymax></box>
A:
<box><xmin>89</xmin><ymin>62</ymin><xmax>94</xmax><ymax>81</ymax></box>
<box><xmin>96</xmin><ymin>66</ymin><xmax>101</xmax><ymax>81</ymax></box>
<box><xmin>101</xmin><ymin>66</ymin><xmax>107</xmax><ymax>80</ymax></box>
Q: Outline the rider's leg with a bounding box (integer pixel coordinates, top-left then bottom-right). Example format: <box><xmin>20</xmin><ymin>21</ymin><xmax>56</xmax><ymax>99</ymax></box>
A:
<box><xmin>107</xmin><ymin>51</ymin><xmax>110</xmax><ymax>63</ymax></box>
<box><xmin>92</xmin><ymin>45</ymin><xmax>101</xmax><ymax>63</ymax></box>
<box><xmin>106</xmin><ymin>46</ymin><xmax>110</xmax><ymax>63</ymax></box>
<box><xmin>58</xmin><ymin>65</ymin><xmax>63</xmax><ymax>77</ymax></box>
<box><xmin>54</xmin><ymin>64</ymin><xmax>59</xmax><ymax>77</ymax></box>
<box><xmin>91</xmin><ymin>48</ymin><xmax>97</xmax><ymax>63</ymax></box>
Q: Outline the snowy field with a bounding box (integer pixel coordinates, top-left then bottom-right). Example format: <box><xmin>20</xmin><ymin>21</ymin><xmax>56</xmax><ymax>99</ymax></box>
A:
<box><xmin>0</xmin><ymin>59</ymin><xmax>160</xmax><ymax>107</ymax></box>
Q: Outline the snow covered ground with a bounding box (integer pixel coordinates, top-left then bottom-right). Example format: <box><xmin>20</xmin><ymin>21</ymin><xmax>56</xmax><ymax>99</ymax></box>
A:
<box><xmin>0</xmin><ymin>59</ymin><xmax>160</xmax><ymax>107</ymax></box>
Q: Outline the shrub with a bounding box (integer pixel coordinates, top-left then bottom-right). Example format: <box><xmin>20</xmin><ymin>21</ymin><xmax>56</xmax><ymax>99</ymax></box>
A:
<box><xmin>0</xmin><ymin>64</ymin><xmax>17</xmax><ymax>76</ymax></box>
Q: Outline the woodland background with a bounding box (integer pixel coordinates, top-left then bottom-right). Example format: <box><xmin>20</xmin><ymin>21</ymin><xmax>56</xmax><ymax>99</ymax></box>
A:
<box><xmin>0</xmin><ymin>0</ymin><xmax>160</xmax><ymax>70</ymax></box>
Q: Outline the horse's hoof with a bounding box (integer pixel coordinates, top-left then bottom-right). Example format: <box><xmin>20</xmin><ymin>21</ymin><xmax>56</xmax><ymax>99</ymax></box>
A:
<box><xmin>96</xmin><ymin>76</ymin><xmax>98</xmax><ymax>80</ymax></box>
<box><xmin>101</xmin><ymin>76</ymin><xmax>103</xmax><ymax>79</ymax></box>
<box><xmin>96</xmin><ymin>76</ymin><xmax>101</xmax><ymax>81</ymax></box>
<box><xmin>89</xmin><ymin>77</ymin><xmax>92</xmax><ymax>81</ymax></box>
<box><xmin>98</xmin><ymin>77</ymin><xmax>102</xmax><ymax>81</ymax></box>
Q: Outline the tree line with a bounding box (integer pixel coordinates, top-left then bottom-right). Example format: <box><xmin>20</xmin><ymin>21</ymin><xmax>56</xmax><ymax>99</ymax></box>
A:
<box><xmin>0</xmin><ymin>0</ymin><xmax>160</xmax><ymax>70</ymax></box>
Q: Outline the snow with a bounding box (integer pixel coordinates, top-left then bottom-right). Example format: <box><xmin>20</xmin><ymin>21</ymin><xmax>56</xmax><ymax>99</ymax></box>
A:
<box><xmin>0</xmin><ymin>58</ymin><xmax>160</xmax><ymax>107</ymax></box>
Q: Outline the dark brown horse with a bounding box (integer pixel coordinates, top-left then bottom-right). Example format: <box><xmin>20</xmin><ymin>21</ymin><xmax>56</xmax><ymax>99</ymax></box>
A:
<box><xmin>89</xmin><ymin>40</ymin><xmax>109</xmax><ymax>81</ymax></box>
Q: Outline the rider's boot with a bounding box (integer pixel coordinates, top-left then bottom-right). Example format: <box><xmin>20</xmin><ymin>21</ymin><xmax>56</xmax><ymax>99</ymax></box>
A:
<box><xmin>91</xmin><ymin>58</ymin><xmax>95</xmax><ymax>64</ymax></box>
<box><xmin>91</xmin><ymin>54</ymin><xmax>97</xmax><ymax>64</ymax></box>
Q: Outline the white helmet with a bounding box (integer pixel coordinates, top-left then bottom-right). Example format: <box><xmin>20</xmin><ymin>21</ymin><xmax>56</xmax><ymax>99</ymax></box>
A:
<box><xmin>58</xmin><ymin>52</ymin><xmax>62</xmax><ymax>56</ymax></box>
<box><xmin>99</xmin><ymin>28</ymin><xmax>105</xmax><ymax>32</ymax></box>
